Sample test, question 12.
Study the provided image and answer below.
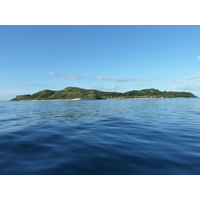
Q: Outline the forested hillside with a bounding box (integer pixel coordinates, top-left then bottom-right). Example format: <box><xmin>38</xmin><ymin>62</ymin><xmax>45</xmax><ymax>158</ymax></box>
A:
<box><xmin>10</xmin><ymin>87</ymin><xmax>197</xmax><ymax>101</ymax></box>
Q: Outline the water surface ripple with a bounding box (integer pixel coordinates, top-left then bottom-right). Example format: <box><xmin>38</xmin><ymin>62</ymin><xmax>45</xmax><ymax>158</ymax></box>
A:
<box><xmin>0</xmin><ymin>99</ymin><xmax>200</xmax><ymax>174</ymax></box>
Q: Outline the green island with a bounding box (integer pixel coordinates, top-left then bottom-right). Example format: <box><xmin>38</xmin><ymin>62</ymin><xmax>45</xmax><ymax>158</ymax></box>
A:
<box><xmin>10</xmin><ymin>87</ymin><xmax>197</xmax><ymax>101</ymax></box>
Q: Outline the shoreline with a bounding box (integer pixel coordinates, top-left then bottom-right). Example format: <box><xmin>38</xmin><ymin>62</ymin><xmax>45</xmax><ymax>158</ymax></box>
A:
<box><xmin>10</xmin><ymin>97</ymin><xmax>198</xmax><ymax>101</ymax></box>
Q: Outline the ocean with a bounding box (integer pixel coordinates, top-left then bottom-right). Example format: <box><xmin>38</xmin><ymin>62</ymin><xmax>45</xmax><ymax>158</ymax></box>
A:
<box><xmin>0</xmin><ymin>98</ymin><xmax>200</xmax><ymax>175</ymax></box>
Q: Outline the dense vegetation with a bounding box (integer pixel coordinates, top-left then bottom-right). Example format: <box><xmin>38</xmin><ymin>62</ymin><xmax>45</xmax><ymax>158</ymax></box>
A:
<box><xmin>10</xmin><ymin>87</ymin><xmax>197</xmax><ymax>101</ymax></box>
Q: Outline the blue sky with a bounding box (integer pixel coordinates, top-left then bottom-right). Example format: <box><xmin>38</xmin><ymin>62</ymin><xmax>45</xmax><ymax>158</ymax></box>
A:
<box><xmin>1</xmin><ymin>25</ymin><xmax>200</xmax><ymax>100</ymax></box>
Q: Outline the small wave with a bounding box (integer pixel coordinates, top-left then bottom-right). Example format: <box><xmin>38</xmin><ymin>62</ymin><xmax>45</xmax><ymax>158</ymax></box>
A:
<box><xmin>0</xmin><ymin>117</ymin><xmax>200</xmax><ymax>174</ymax></box>
<box><xmin>1</xmin><ymin>99</ymin><xmax>200</xmax><ymax>174</ymax></box>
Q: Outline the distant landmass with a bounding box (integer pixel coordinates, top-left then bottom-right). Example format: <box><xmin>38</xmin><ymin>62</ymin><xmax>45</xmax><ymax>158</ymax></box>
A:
<box><xmin>10</xmin><ymin>87</ymin><xmax>197</xmax><ymax>101</ymax></box>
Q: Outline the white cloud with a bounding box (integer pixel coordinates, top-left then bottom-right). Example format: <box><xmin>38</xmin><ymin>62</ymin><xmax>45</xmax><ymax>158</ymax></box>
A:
<box><xmin>186</xmin><ymin>75</ymin><xmax>200</xmax><ymax>80</ymax></box>
<box><xmin>98</xmin><ymin>77</ymin><xmax>142</xmax><ymax>82</ymax></box>
<box><xmin>88</xmin><ymin>85</ymin><xmax>105</xmax><ymax>90</ymax></box>
<box><xmin>172</xmin><ymin>83</ymin><xmax>200</xmax><ymax>91</ymax></box>
<box><xmin>169</xmin><ymin>81</ymin><xmax>185</xmax><ymax>83</ymax></box>
<box><xmin>198</xmin><ymin>56</ymin><xmax>200</xmax><ymax>60</ymax></box>
<box><xmin>49</xmin><ymin>71</ymin><xmax>59</xmax><ymax>76</ymax></box>
<box><xmin>48</xmin><ymin>72</ymin><xmax>159</xmax><ymax>83</ymax></box>
<box><xmin>64</xmin><ymin>75</ymin><xmax>83</xmax><ymax>80</ymax></box>
<box><xmin>48</xmin><ymin>72</ymin><xmax>84</xmax><ymax>80</ymax></box>
<box><xmin>88</xmin><ymin>85</ymin><xmax>122</xmax><ymax>91</ymax></box>
<box><xmin>97</xmin><ymin>76</ymin><xmax>159</xmax><ymax>82</ymax></box>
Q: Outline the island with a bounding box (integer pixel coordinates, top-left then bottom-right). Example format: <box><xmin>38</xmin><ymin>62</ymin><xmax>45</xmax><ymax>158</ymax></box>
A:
<box><xmin>10</xmin><ymin>87</ymin><xmax>197</xmax><ymax>101</ymax></box>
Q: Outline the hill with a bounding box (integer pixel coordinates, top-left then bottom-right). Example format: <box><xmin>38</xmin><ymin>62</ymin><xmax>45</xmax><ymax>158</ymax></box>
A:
<box><xmin>10</xmin><ymin>87</ymin><xmax>197</xmax><ymax>101</ymax></box>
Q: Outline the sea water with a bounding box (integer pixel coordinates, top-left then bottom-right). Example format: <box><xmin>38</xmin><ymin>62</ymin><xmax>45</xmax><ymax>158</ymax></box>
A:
<box><xmin>0</xmin><ymin>98</ymin><xmax>200</xmax><ymax>175</ymax></box>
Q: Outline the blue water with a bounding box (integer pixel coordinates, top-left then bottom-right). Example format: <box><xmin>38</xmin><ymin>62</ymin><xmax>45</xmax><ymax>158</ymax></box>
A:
<box><xmin>0</xmin><ymin>98</ymin><xmax>200</xmax><ymax>175</ymax></box>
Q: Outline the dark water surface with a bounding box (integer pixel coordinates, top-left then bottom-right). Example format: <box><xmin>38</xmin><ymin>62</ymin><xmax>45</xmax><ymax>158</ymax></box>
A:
<box><xmin>1</xmin><ymin>98</ymin><xmax>200</xmax><ymax>175</ymax></box>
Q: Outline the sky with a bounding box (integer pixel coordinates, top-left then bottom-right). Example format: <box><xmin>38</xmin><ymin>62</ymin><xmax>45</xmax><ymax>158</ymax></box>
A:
<box><xmin>1</xmin><ymin>25</ymin><xmax>200</xmax><ymax>100</ymax></box>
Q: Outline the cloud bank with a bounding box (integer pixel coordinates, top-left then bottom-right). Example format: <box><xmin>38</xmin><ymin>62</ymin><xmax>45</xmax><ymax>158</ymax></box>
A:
<box><xmin>186</xmin><ymin>75</ymin><xmax>200</xmax><ymax>80</ymax></box>
<box><xmin>169</xmin><ymin>81</ymin><xmax>185</xmax><ymax>84</ymax></box>
<box><xmin>98</xmin><ymin>76</ymin><xmax>159</xmax><ymax>82</ymax></box>
<box><xmin>172</xmin><ymin>83</ymin><xmax>200</xmax><ymax>91</ymax></box>
<box><xmin>88</xmin><ymin>85</ymin><xmax>122</xmax><ymax>91</ymax></box>
<box><xmin>64</xmin><ymin>75</ymin><xmax>83</xmax><ymax>80</ymax></box>
<box><xmin>48</xmin><ymin>72</ymin><xmax>159</xmax><ymax>83</ymax></box>
<box><xmin>49</xmin><ymin>71</ymin><xmax>59</xmax><ymax>76</ymax></box>
<box><xmin>97</xmin><ymin>77</ymin><xmax>142</xmax><ymax>82</ymax></box>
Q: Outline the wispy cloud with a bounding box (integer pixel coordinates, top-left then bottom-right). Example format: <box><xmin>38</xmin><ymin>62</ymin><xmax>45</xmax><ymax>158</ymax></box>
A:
<box><xmin>88</xmin><ymin>85</ymin><xmax>122</xmax><ymax>91</ymax></box>
<box><xmin>49</xmin><ymin>71</ymin><xmax>59</xmax><ymax>76</ymax></box>
<box><xmin>48</xmin><ymin>72</ymin><xmax>159</xmax><ymax>83</ymax></box>
<box><xmin>64</xmin><ymin>75</ymin><xmax>83</xmax><ymax>80</ymax></box>
<box><xmin>198</xmin><ymin>56</ymin><xmax>200</xmax><ymax>60</ymax></box>
<box><xmin>97</xmin><ymin>76</ymin><xmax>159</xmax><ymax>82</ymax></box>
<box><xmin>97</xmin><ymin>77</ymin><xmax>142</xmax><ymax>82</ymax></box>
<box><xmin>172</xmin><ymin>83</ymin><xmax>200</xmax><ymax>91</ymax></box>
<box><xmin>186</xmin><ymin>75</ymin><xmax>200</xmax><ymax>80</ymax></box>
<box><xmin>88</xmin><ymin>85</ymin><xmax>106</xmax><ymax>90</ymax></box>
<box><xmin>49</xmin><ymin>72</ymin><xmax>83</xmax><ymax>80</ymax></box>
<box><xmin>169</xmin><ymin>81</ymin><xmax>185</xmax><ymax>83</ymax></box>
